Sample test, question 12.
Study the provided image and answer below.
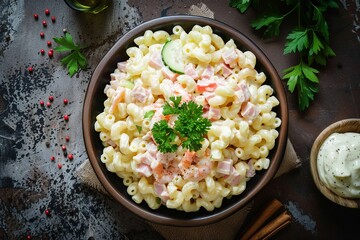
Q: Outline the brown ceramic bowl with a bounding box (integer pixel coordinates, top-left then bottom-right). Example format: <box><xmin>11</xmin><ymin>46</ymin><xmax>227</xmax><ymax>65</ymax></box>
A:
<box><xmin>83</xmin><ymin>15</ymin><xmax>288</xmax><ymax>226</ymax></box>
<box><xmin>310</xmin><ymin>118</ymin><xmax>360</xmax><ymax>208</ymax></box>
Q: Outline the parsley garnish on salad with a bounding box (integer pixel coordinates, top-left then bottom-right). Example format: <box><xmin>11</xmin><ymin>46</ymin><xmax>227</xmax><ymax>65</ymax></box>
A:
<box><xmin>230</xmin><ymin>0</ymin><xmax>338</xmax><ymax>110</ymax></box>
<box><xmin>152</xmin><ymin>96</ymin><xmax>211</xmax><ymax>153</ymax></box>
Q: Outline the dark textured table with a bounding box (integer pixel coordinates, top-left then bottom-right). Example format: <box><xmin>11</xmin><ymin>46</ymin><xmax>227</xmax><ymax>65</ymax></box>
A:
<box><xmin>1</xmin><ymin>0</ymin><xmax>359</xmax><ymax>239</ymax></box>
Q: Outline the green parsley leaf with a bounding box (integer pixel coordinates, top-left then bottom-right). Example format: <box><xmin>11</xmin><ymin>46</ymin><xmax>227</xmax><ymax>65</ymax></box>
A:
<box><xmin>298</xmin><ymin>76</ymin><xmax>318</xmax><ymax>111</ymax></box>
<box><xmin>283</xmin><ymin>62</ymin><xmax>319</xmax><ymax>110</ymax></box>
<box><xmin>53</xmin><ymin>33</ymin><xmax>79</xmax><ymax>51</ymax></box>
<box><xmin>309</xmin><ymin>32</ymin><xmax>324</xmax><ymax>56</ymax></box>
<box><xmin>174</xmin><ymin>101</ymin><xmax>211</xmax><ymax>151</ymax></box>
<box><xmin>53</xmin><ymin>33</ymin><xmax>88</xmax><ymax>77</ymax></box>
<box><xmin>231</xmin><ymin>0</ymin><xmax>336</xmax><ymax>110</ymax></box>
<box><xmin>251</xmin><ymin>15</ymin><xmax>283</xmax><ymax>37</ymax></box>
<box><xmin>136</xmin><ymin>125</ymin><xmax>142</xmax><ymax>134</ymax></box>
<box><xmin>163</xmin><ymin>96</ymin><xmax>182</xmax><ymax>115</ymax></box>
<box><xmin>152</xmin><ymin>97</ymin><xmax>211</xmax><ymax>153</ymax></box>
<box><xmin>302</xmin><ymin>65</ymin><xmax>319</xmax><ymax>83</ymax></box>
<box><xmin>152</xmin><ymin>120</ymin><xmax>178</xmax><ymax>153</ymax></box>
<box><xmin>309</xmin><ymin>41</ymin><xmax>335</xmax><ymax>66</ymax></box>
<box><xmin>312</xmin><ymin>6</ymin><xmax>329</xmax><ymax>41</ymax></box>
<box><xmin>229</xmin><ymin>0</ymin><xmax>251</xmax><ymax>13</ymax></box>
<box><xmin>327</xmin><ymin>0</ymin><xmax>339</xmax><ymax>9</ymax></box>
<box><xmin>144</xmin><ymin>110</ymin><xmax>155</xmax><ymax>119</ymax></box>
<box><xmin>283</xmin><ymin>65</ymin><xmax>301</xmax><ymax>93</ymax></box>
<box><xmin>284</xmin><ymin>29</ymin><xmax>309</xmax><ymax>54</ymax></box>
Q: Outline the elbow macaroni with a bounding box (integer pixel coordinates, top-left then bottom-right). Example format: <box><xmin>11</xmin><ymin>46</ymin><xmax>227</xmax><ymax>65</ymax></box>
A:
<box><xmin>95</xmin><ymin>25</ymin><xmax>281</xmax><ymax>212</ymax></box>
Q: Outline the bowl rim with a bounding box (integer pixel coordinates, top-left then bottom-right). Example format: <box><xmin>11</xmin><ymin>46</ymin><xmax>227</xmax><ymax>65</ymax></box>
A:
<box><xmin>82</xmin><ymin>15</ymin><xmax>289</xmax><ymax>226</ymax></box>
<box><xmin>310</xmin><ymin>118</ymin><xmax>360</xmax><ymax>208</ymax></box>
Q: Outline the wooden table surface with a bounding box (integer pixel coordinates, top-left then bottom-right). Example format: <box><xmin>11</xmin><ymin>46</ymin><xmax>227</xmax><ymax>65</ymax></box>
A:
<box><xmin>0</xmin><ymin>0</ymin><xmax>359</xmax><ymax>239</ymax></box>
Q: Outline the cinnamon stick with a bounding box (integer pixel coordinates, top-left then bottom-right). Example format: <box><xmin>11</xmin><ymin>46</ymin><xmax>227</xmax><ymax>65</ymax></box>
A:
<box><xmin>263</xmin><ymin>219</ymin><xmax>291</xmax><ymax>240</ymax></box>
<box><xmin>240</xmin><ymin>199</ymin><xmax>283</xmax><ymax>240</ymax></box>
<box><xmin>249</xmin><ymin>211</ymin><xmax>291</xmax><ymax>240</ymax></box>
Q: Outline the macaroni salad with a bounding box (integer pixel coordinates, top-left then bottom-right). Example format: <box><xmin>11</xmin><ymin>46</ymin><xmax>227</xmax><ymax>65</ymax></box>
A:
<box><xmin>94</xmin><ymin>25</ymin><xmax>281</xmax><ymax>212</ymax></box>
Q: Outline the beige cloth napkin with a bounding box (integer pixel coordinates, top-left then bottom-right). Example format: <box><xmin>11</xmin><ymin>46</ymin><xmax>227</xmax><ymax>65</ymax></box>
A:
<box><xmin>75</xmin><ymin>139</ymin><xmax>301</xmax><ymax>240</ymax></box>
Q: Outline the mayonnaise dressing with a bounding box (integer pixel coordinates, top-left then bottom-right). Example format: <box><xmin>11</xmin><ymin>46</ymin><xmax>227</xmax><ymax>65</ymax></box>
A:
<box><xmin>317</xmin><ymin>132</ymin><xmax>360</xmax><ymax>198</ymax></box>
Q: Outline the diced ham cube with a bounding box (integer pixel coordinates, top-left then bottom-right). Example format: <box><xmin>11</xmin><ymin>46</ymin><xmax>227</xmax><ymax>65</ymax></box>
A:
<box><xmin>241</xmin><ymin>102</ymin><xmax>259</xmax><ymax>122</ymax></box>
<box><xmin>161</xmin><ymin>66</ymin><xmax>178</xmax><ymax>81</ymax></box>
<box><xmin>235</xmin><ymin>80</ymin><xmax>251</xmax><ymax>103</ymax></box>
<box><xmin>184</xmin><ymin>63</ymin><xmax>199</xmax><ymax>79</ymax></box>
<box><xmin>203</xmin><ymin>91</ymin><xmax>215</xmax><ymax>102</ymax></box>
<box><xmin>224</xmin><ymin>167</ymin><xmax>241</xmax><ymax>186</ymax></box>
<box><xmin>131</xmin><ymin>85</ymin><xmax>151</xmax><ymax>103</ymax></box>
<box><xmin>203</xmin><ymin>107</ymin><xmax>221</xmax><ymax>120</ymax></box>
<box><xmin>110</xmin><ymin>71</ymin><xmax>126</xmax><ymax>81</ymax></box>
<box><xmin>110</xmin><ymin>79</ymin><xmax>120</xmax><ymax>90</ymax></box>
<box><xmin>109</xmin><ymin>87</ymin><xmax>125</xmax><ymax>113</ymax></box>
<box><xmin>173</xmin><ymin>83</ymin><xmax>192</xmax><ymax>102</ymax></box>
<box><xmin>196</xmin><ymin>79</ymin><xmax>218</xmax><ymax>93</ymax></box>
<box><xmin>154</xmin><ymin>182</ymin><xmax>169</xmax><ymax>201</ymax></box>
<box><xmin>216</xmin><ymin>159</ymin><xmax>233</xmax><ymax>175</ymax></box>
<box><xmin>215</xmin><ymin>75</ymin><xmax>227</xmax><ymax>86</ymax></box>
<box><xmin>104</xmin><ymin>84</ymin><xmax>111</xmax><ymax>94</ymax></box>
<box><xmin>201</xmin><ymin>65</ymin><xmax>214</xmax><ymax>79</ymax></box>
<box><xmin>148</xmin><ymin>51</ymin><xmax>164</xmax><ymax>69</ymax></box>
<box><xmin>135</xmin><ymin>164</ymin><xmax>152</xmax><ymax>177</ymax></box>
<box><xmin>147</xmin><ymin>142</ymin><xmax>158</xmax><ymax>157</ymax></box>
<box><xmin>117</xmin><ymin>61</ymin><xmax>127</xmax><ymax>72</ymax></box>
<box><xmin>246</xmin><ymin>161</ymin><xmax>256</xmax><ymax>178</ymax></box>
<box><xmin>222</xmin><ymin>48</ymin><xmax>238</xmax><ymax>65</ymax></box>
<box><xmin>221</xmin><ymin>63</ymin><xmax>232</xmax><ymax>77</ymax></box>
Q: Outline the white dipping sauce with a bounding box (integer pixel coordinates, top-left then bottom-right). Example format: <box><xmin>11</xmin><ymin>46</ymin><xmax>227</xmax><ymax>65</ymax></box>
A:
<box><xmin>317</xmin><ymin>132</ymin><xmax>360</xmax><ymax>198</ymax></box>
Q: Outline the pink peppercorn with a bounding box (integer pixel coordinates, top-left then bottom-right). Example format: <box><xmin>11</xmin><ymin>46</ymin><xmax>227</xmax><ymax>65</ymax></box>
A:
<box><xmin>68</xmin><ymin>154</ymin><xmax>74</xmax><ymax>160</ymax></box>
<box><xmin>48</xmin><ymin>95</ymin><xmax>54</xmax><ymax>102</ymax></box>
<box><xmin>65</xmin><ymin>136</ymin><xmax>70</xmax><ymax>141</ymax></box>
<box><xmin>51</xmin><ymin>16</ymin><xmax>56</xmax><ymax>22</ymax></box>
<box><xmin>40</xmin><ymin>49</ymin><xmax>45</xmax><ymax>55</ymax></box>
<box><xmin>42</xmin><ymin>20</ymin><xmax>47</xmax><ymax>27</ymax></box>
<box><xmin>50</xmin><ymin>156</ymin><xmax>55</xmax><ymax>161</ymax></box>
<box><xmin>28</xmin><ymin>67</ymin><xmax>33</xmax><ymax>73</ymax></box>
<box><xmin>40</xmin><ymin>32</ymin><xmax>45</xmax><ymax>38</ymax></box>
<box><xmin>34</xmin><ymin>14</ymin><xmax>39</xmax><ymax>20</ymax></box>
<box><xmin>57</xmin><ymin>163</ymin><xmax>62</xmax><ymax>169</ymax></box>
<box><xmin>63</xmin><ymin>98</ymin><xmax>68</xmax><ymax>105</ymax></box>
<box><xmin>48</xmin><ymin>50</ymin><xmax>53</xmax><ymax>58</ymax></box>
<box><xmin>45</xmin><ymin>9</ymin><xmax>50</xmax><ymax>15</ymax></box>
<box><xmin>46</xmin><ymin>101</ymin><xmax>51</xmax><ymax>107</ymax></box>
<box><xmin>64</xmin><ymin>114</ymin><xmax>69</xmax><ymax>121</ymax></box>
<box><xmin>45</xmin><ymin>209</ymin><xmax>50</xmax><ymax>215</ymax></box>
<box><xmin>47</xmin><ymin>41</ymin><xmax>52</xmax><ymax>47</ymax></box>
<box><xmin>39</xmin><ymin>100</ymin><xmax>44</xmax><ymax>106</ymax></box>
<box><xmin>61</xmin><ymin>145</ymin><xmax>66</xmax><ymax>151</ymax></box>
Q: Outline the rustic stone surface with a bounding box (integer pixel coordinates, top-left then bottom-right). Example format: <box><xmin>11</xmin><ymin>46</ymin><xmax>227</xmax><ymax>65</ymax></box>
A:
<box><xmin>0</xmin><ymin>0</ymin><xmax>359</xmax><ymax>239</ymax></box>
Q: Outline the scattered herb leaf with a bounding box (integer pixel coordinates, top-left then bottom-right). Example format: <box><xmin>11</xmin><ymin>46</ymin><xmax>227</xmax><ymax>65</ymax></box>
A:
<box><xmin>144</xmin><ymin>110</ymin><xmax>156</xmax><ymax>119</ymax></box>
<box><xmin>283</xmin><ymin>62</ymin><xmax>319</xmax><ymax>110</ymax></box>
<box><xmin>53</xmin><ymin>33</ymin><xmax>88</xmax><ymax>77</ymax></box>
<box><xmin>230</xmin><ymin>0</ymin><xmax>338</xmax><ymax>110</ymax></box>
<box><xmin>229</xmin><ymin>0</ymin><xmax>251</xmax><ymax>13</ymax></box>
<box><xmin>136</xmin><ymin>125</ymin><xmax>142</xmax><ymax>134</ymax></box>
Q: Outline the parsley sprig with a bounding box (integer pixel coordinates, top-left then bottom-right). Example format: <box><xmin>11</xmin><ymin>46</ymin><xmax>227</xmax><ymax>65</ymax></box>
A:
<box><xmin>53</xmin><ymin>33</ymin><xmax>88</xmax><ymax>77</ymax></box>
<box><xmin>230</xmin><ymin>0</ymin><xmax>338</xmax><ymax>110</ymax></box>
<box><xmin>152</xmin><ymin>96</ymin><xmax>211</xmax><ymax>153</ymax></box>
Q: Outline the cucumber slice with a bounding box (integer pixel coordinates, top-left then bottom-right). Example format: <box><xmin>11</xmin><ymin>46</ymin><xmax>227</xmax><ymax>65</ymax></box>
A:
<box><xmin>161</xmin><ymin>40</ymin><xmax>185</xmax><ymax>74</ymax></box>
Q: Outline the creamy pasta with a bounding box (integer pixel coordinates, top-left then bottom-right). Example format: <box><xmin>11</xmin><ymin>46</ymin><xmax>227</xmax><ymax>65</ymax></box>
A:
<box><xmin>95</xmin><ymin>25</ymin><xmax>281</xmax><ymax>212</ymax></box>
